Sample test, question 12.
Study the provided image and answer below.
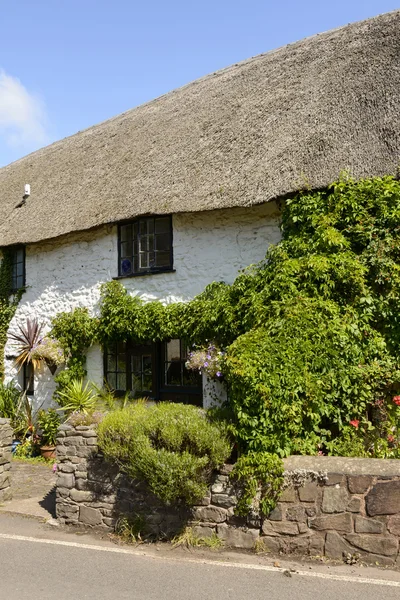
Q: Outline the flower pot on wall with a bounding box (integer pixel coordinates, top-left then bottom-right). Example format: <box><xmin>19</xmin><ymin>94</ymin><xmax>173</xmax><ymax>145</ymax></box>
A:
<box><xmin>40</xmin><ymin>446</ymin><xmax>56</xmax><ymax>460</ymax></box>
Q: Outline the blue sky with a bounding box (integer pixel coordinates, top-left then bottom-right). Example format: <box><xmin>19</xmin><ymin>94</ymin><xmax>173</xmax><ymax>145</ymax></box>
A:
<box><xmin>0</xmin><ymin>0</ymin><xmax>398</xmax><ymax>166</ymax></box>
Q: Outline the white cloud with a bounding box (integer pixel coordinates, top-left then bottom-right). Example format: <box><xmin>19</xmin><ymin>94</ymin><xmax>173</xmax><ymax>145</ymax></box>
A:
<box><xmin>0</xmin><ymin>70</ymin><xmax>49</xmax><ymax>149</ymax></box>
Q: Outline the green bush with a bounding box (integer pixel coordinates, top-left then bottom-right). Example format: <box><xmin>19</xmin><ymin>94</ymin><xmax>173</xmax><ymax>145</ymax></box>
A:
<box><xmin>37</xmin><ymin>409</ymin><xmax>61</xmax><ymax>447</ymax></box>
<box><xmin>231</xmin><ymin>451</ymin><xmax>284</xmax><ymax>516</ymax></box>
<box><xmin>0</xmin><ymin>381</ymin><xmax>20</xmax><ymax>420</ymax></box>
<box><xmin>225</xmin><ymin>298</ymin><xmax>399</xmax><ymax>457</ymax></box>
<box><xmin>98</xmin><ymin>402</ymin><xmax>231</xmax><ymax>505</ymax></box>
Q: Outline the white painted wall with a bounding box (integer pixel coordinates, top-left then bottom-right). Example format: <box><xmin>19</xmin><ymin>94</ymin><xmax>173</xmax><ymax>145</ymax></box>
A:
<box><xmin>4</xmin><ymin>202</ymin><xmax>281</xmax><ymax>408</ymax></box>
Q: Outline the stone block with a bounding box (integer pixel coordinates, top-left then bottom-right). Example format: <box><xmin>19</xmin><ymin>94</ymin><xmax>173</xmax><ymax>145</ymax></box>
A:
<box><xmin>355</xmin><ymin>516</ymin><xmax>385</xmax><ymax>534</ymax></box>
<box><xmin>0</xmin><ymin>488</ymin><xmax>12</xmax><ymax>502</ymax></box>
<box><xmin>366</xmin><ymin>481</ymin><xmax>400</xmax><ymax>516</ymax></box>
<box><xmin>387</xmin><ymin>516</ymin><xmax>400</xmax><ymax>536</ymax></box>
<box><xmin>193</xmin><ymin>505</ymin><xmax>227</xmax><ymax>523</ymax></box>
<box><xmin>298</xmin><ymin>482</ymin><xmax>319</xmax><ymax>502</ymax></box>
<box><xmin>322</xmin><ymin>487</ymin><xmax>348</xmax><ymax>513</ymax></box>
<box><xmin>267</xmin><ymin>504</ymin><xmax>283</xmax><ymax>521</ymax></box>
<box><xmin>309</xmin><ymin>512</ymin><xmax>352</xmax><ymax>533</ymax></box>
<box><xmin>211</xmin><ymin>494</ymin><xmax>237</xmax><ymax>508</ymax></box>
<box><xmin>217</xmin><ymin>524</ymin><xmax>259</xmax><ymax>549</ymax></box>
<box><xmin>347</xmin><ymin>497</ymin><xmax>362</xmax><ymax>513</ymax></box>
<box><xmin>344</xmin><ymin>534</ymin><xmax>398</xmax><ymax>557</ymax></box>
<box><xmin>0</xmin><ymin>474</ymin><xmax>10</xmax><ymax>490</ymax></box>
<box><xmin>325</xmin><ymin>531</ymin><xmax>354</xmax><ymax>559</ymax></box>
<box><xmin>64</xmin><ymin>436</ymin><xmax>83</xmax><ymax>446</ymax></box>
<box><xmin>58</xmin><ymin>464</ymin><xmax>75</xmax><ymax>473</ymax></box>
<box><xmin>309</xmin><ymin>534</ymin><xmax>325</xmax><ymax>556</ymax></box>
<box><xmin>261</xmin><ymin>520</ymin><xmax>278</xmax><ymax>536</ymax></box>
<box><xmin>325</xmin><ymin>474</ymin><xmax>344</xmax><ymax>486</ymax></box>
<box><xmin>279</xmin><ymin>487</ymin><xmax>297</xmax><ymax>502</ymax></box>
<box><xmin>75</xmin><ymin>478</ymin><xmax>88</xmax><ymax>491</ymax></box>
<box><xmin>70</xmin><ymin>489</ymin><xmax>95</xmax><ymax>502</ymax></box>
<box><xmin>259</xmin><ymin>536</ymin><xmax>282</xmax><ymax>554</ymax></box>
<box><xmin>347</xmin><ymin>475</ymin><xmax>373</xmax><ymax>494</ymax></box>
<box><xmin>77</xmin><ymin>447</ymin><xmax>96</xmax><ymax>458</ymax></box>
<box><xmin>56</xmin><ymin>503</ymin><xmax>79</xmax><ymax>519</ymax></box>
<box><xmin>56</xmin><ymin>487</ymin><xmax>70</xmax><ymax>499</ymax></box>
<box><xmin>79</xmin><ymin>505</ymin><xmax>103</xmax><ymax>526</ymax></box>
<box><xmin>270</xmin><ymin>521</ymin><xmax>299</xmax><ymax>535</ymax></box>
<box><xmin>57</xmin><ymin>473</ymin><xmax>74</xmax><ymax>489</ymax></box>
<box><xmin>192</xmin><ymin>525</ymin><xmax>215</xmax><ymax>538</ymax></box>
<box><xmin>286</xmin><ymin>505</ymin><xmax>306</xmax><ymax>522</ymax></box>
<box><xmin>85</xmin><ymin>438</ymin><xmax>98</xmax><ymax>446</ymax></box>
<box><xmin>197</xmin><ymin>491</ymin><xmax>211</xmax><ymax>506</ymax></box>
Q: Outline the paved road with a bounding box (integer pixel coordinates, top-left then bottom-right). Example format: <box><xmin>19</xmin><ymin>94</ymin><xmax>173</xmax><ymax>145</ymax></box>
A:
<box><xmin>0</xmin><ymin>514</ymin><xmax>400</xmax><ymax>600</ymax></box>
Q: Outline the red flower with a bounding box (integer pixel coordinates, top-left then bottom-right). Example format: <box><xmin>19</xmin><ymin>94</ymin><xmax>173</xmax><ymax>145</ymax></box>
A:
<box><xmin>387</xmin><ymin>435</ymin><xmax>395</xmax><ymax>443</ymax></box>
<box><xmin>392</xmin><ymin>396</ymin><xmax>400</xmax><ymax>406</ymax></box>
<box><xmin>349</xmin><ymin>420</ymin><xmax>359</xmax><ymax>429</ymax></box>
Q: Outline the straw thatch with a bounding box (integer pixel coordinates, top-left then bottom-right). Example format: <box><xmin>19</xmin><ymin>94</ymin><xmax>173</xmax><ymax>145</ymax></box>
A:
<box><xmin>0</xmin><ymin>10</ymin><xmax>399</xmax><ymax>246</ymax></box>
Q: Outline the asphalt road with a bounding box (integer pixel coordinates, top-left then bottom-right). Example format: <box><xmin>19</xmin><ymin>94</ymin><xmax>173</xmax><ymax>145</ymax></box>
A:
<box><xmin>0</xmin><ymin>514</ymin><xmax>400</xmax><ymax>600</ymax></box>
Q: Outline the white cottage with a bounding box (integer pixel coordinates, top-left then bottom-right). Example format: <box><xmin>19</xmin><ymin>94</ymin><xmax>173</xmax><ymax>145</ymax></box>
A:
<box><xmin>1</xmin><ymin>10</ymin><xmax>399</xmax><ymax>409</ymax></box>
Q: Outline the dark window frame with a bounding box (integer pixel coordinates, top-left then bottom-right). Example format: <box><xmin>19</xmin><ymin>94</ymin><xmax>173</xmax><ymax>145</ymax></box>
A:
<box><xmin>117</xmin><ymin>215</ymin><xmax>174</xmax><ymax>278</ymax></box>
<box><xmin>104</xmin><ymin>339</ymin><xmax>202</xmax><ymax>406</ymax></box>
<box><xmin>9</xmin><ymin>246</ymin><xmax>26</xmax><ymax>292</ymax></box>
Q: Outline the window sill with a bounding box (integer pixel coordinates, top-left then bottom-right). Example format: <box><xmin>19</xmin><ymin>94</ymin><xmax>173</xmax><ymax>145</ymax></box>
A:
<box><xmin>113</xmin><ymin>268</ymin><xmax>176</xmax><ymax>280</ymax></box>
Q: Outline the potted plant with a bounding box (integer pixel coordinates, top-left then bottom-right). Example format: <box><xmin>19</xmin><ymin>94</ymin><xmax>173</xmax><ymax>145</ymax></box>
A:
<box><xmin>37</xmin><ymin>409</ymin><xmax>61</xmax><ymax>459</ymax></box>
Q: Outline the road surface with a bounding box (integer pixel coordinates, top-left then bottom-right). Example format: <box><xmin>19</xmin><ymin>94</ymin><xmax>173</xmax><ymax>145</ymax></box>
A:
<box><xmin>0</xmin><ymin>513</ymin><xmax>399</xmax><ymax>599</ymax></box>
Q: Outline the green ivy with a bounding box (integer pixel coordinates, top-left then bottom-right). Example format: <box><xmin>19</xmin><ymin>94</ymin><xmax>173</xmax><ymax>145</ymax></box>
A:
<box><xmin>51</xmin><ymin>175</ymin><xmax>400</xmax><ymax>458</ymax></box>
<box><xmin>0</xmin><ymin>249</ymin><xmax>24</xmax><ymax>380</ymax></box>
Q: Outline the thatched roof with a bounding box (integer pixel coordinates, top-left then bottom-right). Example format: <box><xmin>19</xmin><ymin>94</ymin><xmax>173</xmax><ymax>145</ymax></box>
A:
<box><xmin>1</xmin><ymin>10</ymin><xmax>399</xmax><ymax>247</ymax></box>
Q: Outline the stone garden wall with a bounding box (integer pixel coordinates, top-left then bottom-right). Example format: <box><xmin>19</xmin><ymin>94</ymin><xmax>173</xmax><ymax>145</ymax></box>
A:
<box><xmin>0</xmin><ymin>418</ymin><xmax>12</xmax><ymax>502</ymax></box>
<box><xmin>56</xmin><ymin>425</ymin><xmax>400</xmax><ymax>566</ymax></box>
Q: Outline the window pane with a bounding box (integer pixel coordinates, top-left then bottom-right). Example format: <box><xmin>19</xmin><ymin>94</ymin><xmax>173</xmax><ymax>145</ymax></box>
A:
<box><xmin>166</xmin><ymin>339</ymin><xmax>181</xmax><ymax>362</ymax></box>
<box><xmin>107</xmin><ymin>373</ymin><xmax>116</xmax><ymax>390</ymax></box>
<box><xmin>139</xmin><ymin>252</ymin><xmax>149</xmax><ymax>270</ymax></box>
<box><xmin>120</xmin><ymin>242</ymin><xmax>130</xmax><ymax>258</ymax></box>
<box><xmin>120</xmin><ymin>258</ymin><xmax>132</xmax><ymax>276</ymax></box>
<box><xmin>17</xmin><ymin>263</ymin><xmax>24</xmax><ymax>277</ymax></box>
<box><xmin>166</xmin><ymin>361</ymin><xmax>182</xmax><ymax>386</ymax></box>
<box><xmin>183</xmin><ymin>368</ymin><xmax>201</xmax><ymax>387</ymax></box>
<box><xmin>142</xmin><ymin>355</ymin><xmax>153</xmax><ymax>392</ymax></box>
<box><xmin>155</xmin><ymin>252</ymin><xmax>171</xmax><ymax>268</ymax></box>
<box><xmin>16</xmin><ymin>249</ymin><xmax>24</xmax><ymax>263</ymax></box>
<box><xmin>117</xmin><ymin>373</ymin><xmax>126</xmax><ymax>391</ymax></box>
<box><xmin>107</xmin><ymin>355</ymin><xmax>116</xmax><ymax>371</ymax></box>
<box><xmin>147</xmin><ymin>219</ymin><xmax>154</xmax><ymax>234</ymax></box>
<box><xmin>120</xmin><ymin>225</ymin><xmax>131</xmax><ymax>242</ymax></box>
<box><xmin>155</xmin><ymin>217</ymin><xmax>170</xmax><ymax>234</ymax></box>
<box><xmin>155</xmin><ymin>233</ymin><xmax>170</xmax><ymax>252</ymax></box>
<box><xmin>139</xmin><ymin>220</ymin><xmax>147</xmax><ymax>235</ymax></box>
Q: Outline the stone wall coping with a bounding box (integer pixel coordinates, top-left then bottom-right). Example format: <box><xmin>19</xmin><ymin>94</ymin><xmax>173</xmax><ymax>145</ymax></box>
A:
<box><xmin>284</xmin><ymin>455</ymin><xmax>400</xmax><ymax>476</ymax></box>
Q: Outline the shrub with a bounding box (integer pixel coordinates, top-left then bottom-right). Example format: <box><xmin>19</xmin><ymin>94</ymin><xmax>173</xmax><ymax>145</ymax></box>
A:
<box><xmin>231</xmin><ymin>451</ymin><xmax>284</xmax><ymax>516</ymax></box>
<box><xmin>56</xmin><ymin>379</ymin><xmax>98</xmax><ymax>415</ymax></box>
<box><xmin>225</xmin><ymin>298</ymin><xmax>399</xmax><ymax>457</ymax></box>
<box><xmin>0</xmin><ymin>381</ymin><xmax>20</xmax><ymax>420</ymax></box>
<box><xmin>98</xmin><ymin>402</ymin><xmax>231</xmax><ymax>505</ymax></box>
<box><xmin>37</xmin><ymin>409</ymin><xmax>61</xmax><ymax>447</ymax></box>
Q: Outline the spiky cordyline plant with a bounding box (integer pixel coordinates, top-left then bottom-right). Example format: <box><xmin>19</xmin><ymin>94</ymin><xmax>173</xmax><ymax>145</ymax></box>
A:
<box><xmin>9</xmin><ymin>318</ymin><xmax>44</xmax><ymax>373</ymax></box>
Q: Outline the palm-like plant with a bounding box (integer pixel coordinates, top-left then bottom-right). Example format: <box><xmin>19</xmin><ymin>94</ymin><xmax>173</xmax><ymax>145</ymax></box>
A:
<box><xmin>9</xmin><ymin>318</ymin><xmax>44</xmax><ymax>375</ymax></box>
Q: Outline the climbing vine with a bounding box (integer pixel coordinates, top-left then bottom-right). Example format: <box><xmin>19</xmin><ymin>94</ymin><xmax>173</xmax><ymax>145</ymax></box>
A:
<box><xmin>0</xmin><ymin>249</ymin><xmax>24</xmax><ymax>380</ymax></box>
<box><xmin>51</xmin><ymin>175</ymin><xmax>400</xmax><ymax>458</ymax></box>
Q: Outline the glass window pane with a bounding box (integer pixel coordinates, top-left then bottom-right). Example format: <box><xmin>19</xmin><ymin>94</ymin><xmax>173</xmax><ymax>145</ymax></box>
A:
<box><xmin>120</xmin><ymin>258</ymin><xmax>132</xmax><ymax>276</ymax></box>
<box><xmin>147</xmin><ymin>219</ymin><xmax>154</xmax><ymax>234</ymax></box>
<box><xmin>120</xmin><ymin>225</ymin><xmax>131</xmax><ymax>242</ymax></box>
<box><xmin>139</xmin><ymin>220</ymin><xmax>147</xmax><ymax>235</ymax></box>
<box><xmin>155</xmin><ymin>217</ymin><xmax>170</xmax><ymax>234</ymax></box>
<box><xmin>166</xmin><ymin>361</ymin><xmax>182</xmax><ymax>386</ymax></box>
<box><xmin>107</xmin><ymin>373</ymin><xmax>116</xmax><ymax>390</ymax></box>
<box><xmin>155</xmin><ymin>233</ymin><xmax>170</xmax><ymax>252</ymax></box>
<box><xmin>139</xmin><ymin>252</ymin><xmax>149</xmax><ymax>270</ymax></box>
<box><xmin>17</xmin><ymin>263</ymin><xmax>24</xmax><ymax>277</ymax></box>
<box><xmin>117</xmin><ymin>373</ymin><xmax>126</xmax><ymax>391</ymax></box>
<box><xmin>120</xmin><ymin>242</ymin><xmax>130</xmax><ymax>258</ymax></box>
<box><xmin>166</xmin><ymin>339</ymin><xmax>181</xmax><ymax>362</ymax></box>
<box><xmin>107</xmin><ymin>355</ymin><xmax>116</xmax><ymax>371</ymax></box>
<box><xmin>142</xmin><ymin>355</ymin><xmax>153</xmax><ymax>392</ymax></box>
<box><xmin>183</xmin><ymin>368</ymin><xmax>201</xmax><ymax>387</ymax></box>
<box><xmin>148</xmin><ymin>234</ymin><xmax>154</xmax><ymax>253</ymax></box>
<box><xmin>155</xmin><ymin>252</ymin><xmax>171</xmax><ymax>268</ymax></box>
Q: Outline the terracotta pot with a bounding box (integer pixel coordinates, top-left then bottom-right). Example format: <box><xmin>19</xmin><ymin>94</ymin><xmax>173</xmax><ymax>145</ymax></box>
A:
<box><xmin>40</xmin><ymin>446</ymin><xmax>56</xmax><ymax>460</ymax></box>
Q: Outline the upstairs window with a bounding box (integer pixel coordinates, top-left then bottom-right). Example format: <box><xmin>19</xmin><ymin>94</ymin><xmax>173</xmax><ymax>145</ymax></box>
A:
<box><xmin>10</xmin><ymin>246</ymin><xmax>25</xmax><ymax>292</ymax></box>
<box><xmin>118</xmin><ymin>216</ymin><xmax>173</xmax><ymax>277</ymax></box>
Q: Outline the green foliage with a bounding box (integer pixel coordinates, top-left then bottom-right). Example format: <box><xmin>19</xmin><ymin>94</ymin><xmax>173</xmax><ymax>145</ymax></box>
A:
<box><xmin>56</xmin><ymin>379</ymin><xmax>98</xmax><ymax>415</ymax></box>
<box><xmin>37</xmin><ymin>409</ymin><xmax>61</xmax><ymax>447</ymax></box>
<box><xmin>51</xmin><ymin>308</ymin><xmax>97</xmax><ymax>395</ymax></box>
<box><xmin>0</xmin><ymin>249</ymin><xmax>24</xmax><ymax>380</ymax></box>
<box><xmin>0</xmin><ymin>381</ymin><xmax>21</xmax><ymax>419</ymax></box>
<box><xmin>98</xmin><ymin>402</ymin><xmax>231</xmax><ymax>505</ymax></box>
<box><xmin>52</xmin><ymin>175</ymin><xmax>400</xmax><ymax>459</ymax></box>
<box><xmin>172</xmin><ymin>526</ymin><xmax>223</xmax><ymax>549</ymax></box>
<box><xmin>231</xmin><ymin>451</ymin><xmax>284</xmax><ymax>516</ymax></box>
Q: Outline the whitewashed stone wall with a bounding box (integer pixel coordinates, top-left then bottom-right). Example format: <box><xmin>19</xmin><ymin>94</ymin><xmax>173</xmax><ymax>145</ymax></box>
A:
<box><xmin>5</xmin><ymin>202</ymin><xmax>281</xmax><ymax>408</ymax></box>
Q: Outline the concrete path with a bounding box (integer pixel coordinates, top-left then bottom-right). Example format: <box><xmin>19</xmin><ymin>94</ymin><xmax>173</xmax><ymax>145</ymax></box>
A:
<box><xmin>0</xmin><ymin>460</ymin><xmax>56</xmax><ymax>519</ymax></box>
<box><xmin>1</xmin><ymin>513</ymin><xmax>400</xmax><ymax>600</ymax></box>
